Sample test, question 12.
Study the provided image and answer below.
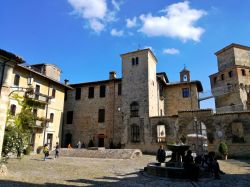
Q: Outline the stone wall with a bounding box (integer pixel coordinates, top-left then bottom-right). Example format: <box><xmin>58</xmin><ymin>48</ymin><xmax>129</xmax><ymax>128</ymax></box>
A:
<box><xmin>63</xmin><ymin>79</ymin><xmax>122</xmax><ymax>148</ymax></box>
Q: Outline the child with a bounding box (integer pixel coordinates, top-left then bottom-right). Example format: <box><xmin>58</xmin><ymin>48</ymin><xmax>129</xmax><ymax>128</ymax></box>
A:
<box><xmin>43</xmin><ymin>144</ymin><xmax>49</xmax><ymax>160</ymax></box>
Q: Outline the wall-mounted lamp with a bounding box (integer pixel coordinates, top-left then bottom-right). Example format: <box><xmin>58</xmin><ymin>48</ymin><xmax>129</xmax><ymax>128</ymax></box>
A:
<box><xmin>27</xmin><ymin>74</ymin><xmax>33</xmax><ymax>86</ymax></box>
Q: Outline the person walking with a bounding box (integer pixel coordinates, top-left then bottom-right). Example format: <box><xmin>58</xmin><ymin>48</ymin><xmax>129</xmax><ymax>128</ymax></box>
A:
<box><xmin>55</xmin><ymin>142</ymin><xmax>59</xmax><ymax>158</ymax></box>
<box><xmin>43</xmin><ymin>144</ymin><xmax>49</xmax><ymax>161</ymax></box>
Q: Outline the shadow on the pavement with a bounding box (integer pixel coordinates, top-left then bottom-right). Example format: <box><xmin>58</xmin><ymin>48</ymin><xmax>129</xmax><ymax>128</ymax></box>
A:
<box><xmin>65</xmin><ymin>172</ymin><xmax>250</xmax><ymax>187</ymax></box>
<box><xmin>0</xmin><ymin>180</ymin><xmax>77</xmax><ymax>187</ymax></box>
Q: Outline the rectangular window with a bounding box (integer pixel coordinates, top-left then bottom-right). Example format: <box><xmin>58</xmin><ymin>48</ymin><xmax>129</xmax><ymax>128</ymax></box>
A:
<box><xmin>213</xmin><ymin>77</ymin><xmax>217</xmax><ymax>84</ymax></box>
<box><xmin>100</xmin><ymin>85</ymin><xmax>106</xmax><ymax>98</ymax></box>
<box><xmin>182</xmin><ymin>88</ymin><xmax>190</xmax><ymax>98</ymax></box>
<box><xmin>10</xmin><ymin>104</ymin><xmax>16</xmax><ymax>116</ymax></box>
<box><xmin>66</xmin><ymin>111</ymin><xmax>73</xmax><ymax>124</ymax></box>
<box><xmin>35</xmin><ymin>85</ymin><xmax>40</xmax><ymax>100</ymax></box>
<box><xmin>98</xmin><ymin>109</ymin><xmax>105</xmax><ymax>123</ymax></box>
<box><xmin>52</xmin><ymin>88</ymin><xmax>56</xmax><ymax>98</ymax></box>
<box><xmin>118</xmin><ymin>83</ymin><xmax>122</xmax><ymax>95</ymax></box>
<box><xmin>50</xmin><ymin>113</ymin><xmax>54</xmax><ymax>123</ymax></box>
<box><xmin>228</xmin><ymin>71</ymin><xmax>233</xmax><ymax>78</ymax></box>
<box><xmin>88</xmin><ymin>87</ymin><xmax>94</xmax><ymax>98</ymax></box>
<box><xmin>14</xmin><ymin>74</ymin><xmax>20</xmax><ymax>86</ymax></box>
<box><xmin>75</xmin><ymin>87</ymin><xmax>81</xmax><ymax>100</ymax></box>
<box><xmin>241</xmin><ymin>69</ymin><xmax>246</xmax><ymax>76</ymax></box>
<box><xmin>64</xmin><ymin>91</ymin><xmax>67</xmax><ymax>101</ymax></box>
<box><xmin>157</xmin><ymin>125</ymin><xmax>166</xmax><ymax>142</ymax></box>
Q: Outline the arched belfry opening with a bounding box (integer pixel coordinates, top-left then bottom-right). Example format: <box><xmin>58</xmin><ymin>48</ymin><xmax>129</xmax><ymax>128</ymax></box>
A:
<box><xmin>180</xmin><ymin>65</ymin><xmax>190</xmax><ymax>82</ymax></box>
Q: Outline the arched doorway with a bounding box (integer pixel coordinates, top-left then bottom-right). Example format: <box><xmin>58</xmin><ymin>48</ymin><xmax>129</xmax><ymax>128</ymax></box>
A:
<box><xmin>64</xmin><ymin>133</ymin><xmax>72</xmax><ymax>148</ymax></box>
<box><xmin>187</xmin><ymin>121</ymin><xmax>207</xmax><ymax>154</ymax></box>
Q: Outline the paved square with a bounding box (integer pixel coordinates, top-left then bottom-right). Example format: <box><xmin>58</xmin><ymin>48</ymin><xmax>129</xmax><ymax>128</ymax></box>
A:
<box><xmin>0</xmin><ymin>155</ymin><xmax>250</xmax><ymax>186</ymax></box>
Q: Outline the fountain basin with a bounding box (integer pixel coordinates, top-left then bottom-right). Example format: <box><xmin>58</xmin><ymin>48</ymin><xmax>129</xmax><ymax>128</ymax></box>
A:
<box><xmin>144</xmin><ymin>162</ymin><xmax>185</xmax><ymax>178</ymax></box>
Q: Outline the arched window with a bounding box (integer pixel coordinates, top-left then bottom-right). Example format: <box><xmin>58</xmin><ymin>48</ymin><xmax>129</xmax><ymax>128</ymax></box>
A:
<box><xmin>131</xmin><ymin>124</ymin><xmax>140</xmax><ymax>142</ymax></box>
<box><xmin>130</xmin><ymin>102</ymin><xmax>139</xmax><ymax>117</ymax></box>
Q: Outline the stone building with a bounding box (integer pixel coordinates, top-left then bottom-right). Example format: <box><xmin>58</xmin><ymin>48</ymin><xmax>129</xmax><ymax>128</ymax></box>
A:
<box><xmin>0</xmin><ymin>49</ymin><xmax>71</xmax><ymax>155</ymax></box>
<box><xmin>63</xmin><ymin>48</ymin><xmax>203</xmax><ymax>152</ymax></box>
<box><xmin>209</xmin><ymin>43</ymin><xmax>250</xmax><ymax>112</ymax></box>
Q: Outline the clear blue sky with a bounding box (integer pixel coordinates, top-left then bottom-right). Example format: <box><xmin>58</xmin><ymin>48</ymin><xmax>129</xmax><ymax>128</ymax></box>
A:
<box><xmin>1</xmin><ymin>0</ymin><xmax>250</xmax><ymax>109</ymax></box>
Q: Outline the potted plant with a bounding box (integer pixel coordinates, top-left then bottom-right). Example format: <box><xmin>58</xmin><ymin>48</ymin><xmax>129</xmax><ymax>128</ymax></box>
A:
<box><xmin>218</xmin><ymin>142</ymin><xmax>228</xmax><ymax>160</ymax></box>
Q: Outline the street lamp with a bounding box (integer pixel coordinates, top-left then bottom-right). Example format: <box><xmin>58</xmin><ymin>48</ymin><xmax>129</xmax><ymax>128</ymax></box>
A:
<box><xmin>194</xmin><ymin>117</ymin><xmax>199</xmax><ymax>155</ymax></box>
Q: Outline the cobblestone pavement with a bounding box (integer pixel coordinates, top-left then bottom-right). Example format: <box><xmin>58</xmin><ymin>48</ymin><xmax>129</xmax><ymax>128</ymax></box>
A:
<box><xmin>0</xmin><ymin>154</ymin><xmax>250</xmax><ymax>186</ymax></box>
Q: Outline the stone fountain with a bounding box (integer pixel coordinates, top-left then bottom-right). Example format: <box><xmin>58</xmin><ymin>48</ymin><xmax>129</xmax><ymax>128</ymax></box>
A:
<box><xmin>144</xmin><ymin>144</ymin><xmax>190</xmax><ymax>178</ymax></box>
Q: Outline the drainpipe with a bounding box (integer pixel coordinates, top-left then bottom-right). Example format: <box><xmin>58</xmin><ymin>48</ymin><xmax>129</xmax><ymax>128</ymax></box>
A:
<box><xmin>43</xmin><ymin>80</ymin><xmax>51</xmax><ymax>145</ymax></box>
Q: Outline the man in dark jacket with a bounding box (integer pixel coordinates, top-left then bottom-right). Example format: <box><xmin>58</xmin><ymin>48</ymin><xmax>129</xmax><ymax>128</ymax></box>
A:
<box><xmin>156</xmin><ymin>145</ymin><xmax>166</xmax><ymax>163</ymax></box>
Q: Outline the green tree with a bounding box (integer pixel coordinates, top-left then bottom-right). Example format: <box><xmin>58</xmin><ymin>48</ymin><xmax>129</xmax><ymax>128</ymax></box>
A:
<box><xmin>2</xmin><ymin>94</ymin><xmax>36</xmax><ymax>158</ymax></box>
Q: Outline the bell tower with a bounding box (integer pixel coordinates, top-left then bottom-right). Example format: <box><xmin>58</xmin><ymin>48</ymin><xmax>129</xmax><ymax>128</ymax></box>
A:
<box><xmin>180</xmin><ymin>65</ymin><xmax>190</xmax><ymax>82</ymax></box>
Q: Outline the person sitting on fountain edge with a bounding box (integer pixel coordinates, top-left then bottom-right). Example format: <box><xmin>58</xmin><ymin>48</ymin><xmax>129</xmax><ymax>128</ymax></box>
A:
<box><xmin>183</xmin><ymin>150</ymin><xmax>199</xmax><ymax>181</ymax></box>
<box><xmin>156</xmin><ymin>145</ymin><xmax>166</xmax><ymax>163</ymax></box>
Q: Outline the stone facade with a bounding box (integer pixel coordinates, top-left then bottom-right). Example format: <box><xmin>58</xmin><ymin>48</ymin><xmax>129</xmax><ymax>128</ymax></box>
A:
<box><xmin>210</xmin><ymin>43</ymin><xmax>250</xmax><ymax>112</ymax></box>
<box><xmin>63</xmin><ymin>78</ymin><xmax>122</xmax><ymax>148</ymax></box>
<box><xmin>63</xmin><ymin>48</ymin><xmax>203</xmax><ymax>152</ymax></box>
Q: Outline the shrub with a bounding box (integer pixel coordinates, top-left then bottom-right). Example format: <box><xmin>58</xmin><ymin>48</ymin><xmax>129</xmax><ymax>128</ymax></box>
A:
<box><xmin>36</xmin><ymin>146</ymin><xmax>43</xmax><ymax>154</ymax></box>
<box><xmin>88</xmin><ymin>139</ymin><xmax>94</xmax><ymax>147</ymax></box>
<box><xmin>24</xmin><ymin>145</ymin><xmax>33</xmax><ymax>155</ymax></box>
<box><xmin>218</xmin><ymin>142</ymin><xmax>228</xmax><ymax>155</ymax></box>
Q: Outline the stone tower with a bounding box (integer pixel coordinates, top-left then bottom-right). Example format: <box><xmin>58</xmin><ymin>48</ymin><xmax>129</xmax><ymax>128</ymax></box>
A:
<box><xmin>209</xmin><ymin>43</ymin><xmax>250</xmax><ymax>112</ymax></box>
<box><xmin>120</xmin><ymin>48</ymin><xmax>158</xmax><ymax>150</ymax></box>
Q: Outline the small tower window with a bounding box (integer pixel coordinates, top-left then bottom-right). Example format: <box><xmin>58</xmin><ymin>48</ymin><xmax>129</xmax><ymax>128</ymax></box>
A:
<box><xmin>213</xmin><ymin>77</ymin><xmax>217</xmax><ymax>84</ymax></box>
<box><xmin>183</xmin><ymin>75</ymin><xmax>188</xmax><ymax>81</ymax></box>
<box><xmin>241</xmin><ymin>69</ymin><xmax>246</xmax><ymax>76</ymax></box>
<box><xmin>221</xmin><ymin>74</ymin><xmax>224</xmax><ymax>80</ymax></box>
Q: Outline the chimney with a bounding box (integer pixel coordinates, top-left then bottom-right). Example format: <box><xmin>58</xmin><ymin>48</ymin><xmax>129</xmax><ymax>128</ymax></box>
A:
<box><xmin>64</xmin><ymin>79</ymin><xmax>69</xmax><ymax>85</ymax></box>
<box><xmin>109</xmin><ymin>71</ymin><xmax>116</xmax><ymax>80</ymax></box>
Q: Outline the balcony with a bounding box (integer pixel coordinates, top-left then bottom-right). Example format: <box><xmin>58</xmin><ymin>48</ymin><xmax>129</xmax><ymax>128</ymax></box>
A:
<box><xmin>25</xmin><ymin>92</ymin><xmax>51</xmax><ymax>105</ymax></box>
<box><xmin>34</xmin><ymin>117</ymin><xmax>51</xmax><ymax>129</ymax></box>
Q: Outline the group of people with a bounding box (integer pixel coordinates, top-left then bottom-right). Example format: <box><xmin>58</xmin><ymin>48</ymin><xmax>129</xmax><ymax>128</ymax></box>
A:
<box><xmin>43</xmin><ymin>142</ymin><xmax>59</xmax><ymax>160</ymax></box>
<box><xmin>67</xmin><ymin>141</ymin><xmax>85</xmax><ymax>149</ymax></box>
<box><xmin>156</xmin><ymin>145</ymin><xmax>225</xmax><ymax>180</ymax></box>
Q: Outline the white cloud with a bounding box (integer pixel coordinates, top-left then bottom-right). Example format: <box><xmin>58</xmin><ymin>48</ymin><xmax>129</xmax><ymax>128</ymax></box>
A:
<box><xmin>111</xmin><ymin>29</ymin><xmax>124</xmax><ymax>36</ymax></box>
<box><xmin>139</xmin><ymin>1</ymin><xmax>206</xmax><ymax>42</ymax></box>
<box><xmin>68</xmin><ymin>0</ymin><xmax>107</xmax><ymax>19</ymax></box>
<box><xmin>90</xmin><ymin>19</ymin><xmax>105</xmax><ymax>32</ymax></box>
<box><xmin>112</xmin><ymin>0</ymin><xmax>120</xmax><ymax>11</ymax></box>
<box><xmin>68</xmin><ymin>0</ymin><xmax>121</xmax><ymax>32</ymax></box>
<box><xmin>126</xmin><ymin>17</ymin><xmax>137</xmax><ymax>28</ymax></box>
<box><xmin>163</xmin><ymin>48</ymin><xmax>180</xmax><ymax>55</ymax></box>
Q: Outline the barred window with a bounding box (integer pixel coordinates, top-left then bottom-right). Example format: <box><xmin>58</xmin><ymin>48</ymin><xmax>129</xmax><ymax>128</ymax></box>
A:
<box><xmin>130</xmin><ymin>102</ymin><xmax>139</xmax><ymax>117</ymax></box>
<box><xmin>131</xmin><ymin>124</ymin><xmax>140</xmax><ymax>143</ymax></box>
